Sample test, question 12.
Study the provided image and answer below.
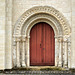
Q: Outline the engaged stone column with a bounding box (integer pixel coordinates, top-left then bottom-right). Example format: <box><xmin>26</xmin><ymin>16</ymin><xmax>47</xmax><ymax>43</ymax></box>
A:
<box><xmin>26</xmin><ymin>36</ymin><xmax>30</xmax><ymax>67</ymax></box>
<box><xmin>22</xmin><ymin>36</ymin><xmax>26</xmax><ymax>67</ymax></box>
<box><xmin>58</xmin><ymin>37</ymin><xmax>63</xmax><ymax>67</ymax></box>
<box><xmin>16</xmin><ymin>37</ymin><xmax>21</xmax><ymax>67</ymax></box>
<box><xmin>63</xmin><ymin>38</ymin><xmax>68</xmax><ymax>68</ymax></box>
<box><xmin>55</xmin><ymin>36</ymin><xmax>59</xmax><ymax>67</ymax></box>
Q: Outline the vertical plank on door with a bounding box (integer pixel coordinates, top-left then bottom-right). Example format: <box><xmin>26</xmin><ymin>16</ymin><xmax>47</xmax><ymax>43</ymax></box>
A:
<box><xmin>52</xmin><ymin>29</ymin><xmax>55</xmax><ymax>65</ymax></box>
<box><xmin>36</xmin><ymin>23</ymin><xmax>42</xmax><ymax>64</ymax></box>
<box><xmin>30</xmin><ymin>25</ymin><xmax>37</xmax><ymax>65</ymax></box>
<box><xmin>45</xmin><ymin>23</ymin><xmax>49</xmax><ymax>63</ymax></box>
<box><xmin>30</xmin><ymin>22</ymin><xmax>55</xmax><ymax>66</ymax></box>
<box><xmin>42</xmin><ymin>23</ymin><xmax>46</xmax><ymax>63</ymax></box>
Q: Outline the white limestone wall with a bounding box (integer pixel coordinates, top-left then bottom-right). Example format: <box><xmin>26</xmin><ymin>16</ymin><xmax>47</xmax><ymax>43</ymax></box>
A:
<box><xmin>71</xmin><ymin>0</ymin><xmax>75</xmax><ymax>68</ymax></box>
<box><xmin>0</xmin><ymin>0</ymin><xmax>5</xmax><ymax>69</ymax></box>
<box><xmin>0</xmin><ymin>0</ymin><xmax>75</xmax><ymax>70</ymax></box>
<box><xmin>12</xmin><ymin>0</ymin><xmax>71</xmax><ymax>26</ymax></box>
<box><xmin>0</xmin><ymin>0</ymin><xmax>13</xmax><ymax>70</ymax></box>
<box><xmin>5</xmin><ymin>0</ymin><xmax>13</xmax><ymax>69</ymax></box>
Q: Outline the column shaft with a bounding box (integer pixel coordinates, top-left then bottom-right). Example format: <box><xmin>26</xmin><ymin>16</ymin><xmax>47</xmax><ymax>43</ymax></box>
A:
<box><xmin>58</xmin><ymin>38</ymin><xmax>63</xmax><ymax>67</ymax></box>
<box><xmin>16</xmin><ymin>41</ymin><xmax>20</xmax><ymax>67</ymax></box>
<box><xmin>26</xmin><ymin>36</ymin><xmax>30</xmax><ymax>67</ymax></box>
<box><xmin>64</xmin><ymin>41</ymin><xmax>68</xmax><ymax>68</ymax></box>
<box><xmin>22</xmin><ymin>40</ymin><xmax>26</xmax><ymax>67</ymax></box>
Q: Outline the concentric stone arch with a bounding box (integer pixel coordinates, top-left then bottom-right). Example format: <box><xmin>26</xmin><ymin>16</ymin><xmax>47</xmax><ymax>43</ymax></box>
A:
<box><xmin>13</xmin><ymin>6</ymin><xmax>71</xmax><ymax>36</ymax></box>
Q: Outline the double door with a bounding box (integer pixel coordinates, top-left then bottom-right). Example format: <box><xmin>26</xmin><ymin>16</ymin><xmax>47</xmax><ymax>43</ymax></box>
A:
<box><xmin>30</xmin><ymin>22</ymin><xmax>55</xmax><ymax>66</ymax></box>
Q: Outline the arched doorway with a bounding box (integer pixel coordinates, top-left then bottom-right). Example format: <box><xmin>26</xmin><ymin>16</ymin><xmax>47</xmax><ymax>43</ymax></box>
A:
<box><xmin>30</xmin><ymin>22</ymin><xmax>55</xmax><ymax>66</ymax></box>
<box><xmin>13</xmin><ymin>6</ymin><xmax>71</xmax><ymax>68</ymax></box>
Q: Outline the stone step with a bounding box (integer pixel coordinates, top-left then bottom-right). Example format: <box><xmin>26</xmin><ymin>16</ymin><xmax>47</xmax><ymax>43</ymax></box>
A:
<box><xmin>0</xmin><ymin>70</ymin><xmax>75</xmax><ymax>75</ymax></box>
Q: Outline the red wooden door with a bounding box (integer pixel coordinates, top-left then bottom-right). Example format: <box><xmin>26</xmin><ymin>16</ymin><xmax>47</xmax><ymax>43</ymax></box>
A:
<box><xmin>30</xmin><ymin>22</ymin><xmax>55</xmax><ymax>66</ymax></box>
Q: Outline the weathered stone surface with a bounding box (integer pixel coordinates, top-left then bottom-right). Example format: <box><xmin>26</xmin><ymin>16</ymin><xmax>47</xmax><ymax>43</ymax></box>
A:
<box><xmin>0</xmin><ymin>0</ymin><xmax>5</xmax><ymax>70</ymax></box>
<box><xmin>0</xmin><ymin>0</ymin><xmax>75</xmax><ymax>70</ymax></box>
<box><xmin>0</xmin><ymin>70</ymin><xmax>73</xmax><ymax>75</ymax></box>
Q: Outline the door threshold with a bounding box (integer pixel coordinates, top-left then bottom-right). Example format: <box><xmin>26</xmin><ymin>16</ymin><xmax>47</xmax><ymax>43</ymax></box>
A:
<box><xmin>28</xmin><ymin>66</ymin><xmax>65</xmax><ymax>70</ymax></box>
<box><xmin>12</xmin><ymin>66</ymin><xmax>66</xmax><ymax>71</ymax></box>
<box><xmin>29</xmin><ymin>66</ymin><xmax>56</xmax><ymax>68</ymax></box>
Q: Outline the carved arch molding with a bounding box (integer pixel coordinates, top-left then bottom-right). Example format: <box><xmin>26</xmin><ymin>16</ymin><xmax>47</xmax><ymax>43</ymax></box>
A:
<box><xmin>13</xmin><ymin>6</ymin><xmax>71</xmax><ymax>68</ymax></box>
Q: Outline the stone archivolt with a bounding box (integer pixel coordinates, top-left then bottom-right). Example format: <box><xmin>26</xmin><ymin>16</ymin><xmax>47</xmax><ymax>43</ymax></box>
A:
<box><xmin>13</xmin><ymin>6</ymin><xmax>71</xmax><ymax>68</ymax></box>
<box><xmin>14</xmin><ymin>6</ymin><xmax>71</xmax><ymax>36</ymax></box>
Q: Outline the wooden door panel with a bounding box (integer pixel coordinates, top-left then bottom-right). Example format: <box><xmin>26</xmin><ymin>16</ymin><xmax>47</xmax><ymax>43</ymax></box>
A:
<box><xmin>42</xmin><ymin>23</ymin><xmax>46</xmax><ymax>63</ymax></box>
<box><xmin>52</xmin><ymin>30</ymin><xmax>55</xmax><ymax>64</ymax></box>
<box><xmin>30</xmin><ymin>25</ymin><xmax>37</xmax><ymax>64</ymax></box>
<box><xmin>48</xmin><ymin>25</ymin><xmax>52</xmax><ymax>63</ymax></box>
<box><xmin>45</xmin><ymin>24</ymin><xmax>50</xmax><ymax>63</ymax></box>
<box><xmin>30</xmin><ymin>22</ymin><xmax>55</xmax><ymax>66</ymax></box>
<box><xmin>36</xmin><ymin>23</ymin><xmax>42</xmax><ymax>63</ymax></box>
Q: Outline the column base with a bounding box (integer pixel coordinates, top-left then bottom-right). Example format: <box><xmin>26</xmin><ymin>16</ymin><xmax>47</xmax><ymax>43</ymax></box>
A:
<box><xmin>17</xmin><ymin>64</ymin><xmax>21</xmax><ymax>67</ymax></box>
<box><xmin>58</xmin><ymin>63</ymin><xmax>62</xmax><ymax>67</ymax></box>
<box><xmin>63</xmin><ymin>64</ymin><xmax>68</xmax><ymax>68</ymax></box>
<box><xmin>22</xmin><ymin>62</ymin><xmax>26</xmax><ymax>67</ymax></box>
<box><xmin>22</xmin><ymin>64</ymin><xmax>26</xmax><ymax>67</ymax></box>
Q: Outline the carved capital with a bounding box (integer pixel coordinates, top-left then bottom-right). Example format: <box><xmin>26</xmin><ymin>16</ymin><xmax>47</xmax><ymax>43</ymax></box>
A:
<box><xmin>63</xmin><ymin>36</ymin><xmax>68</xmax><ymax>43</ymax></box>
<box><xmin>15</xmin><ymin>37</ymin><xmax>21</xmax><ymax>42</ymax></box>
<box><xmin>22</xmin><ymin>35</ymin><xmax>26</xmax><ymax>42</ymax></box>
<box><xmin>22</xmin><ymin>38</ymin><xmax>26</xmax><ymax>42</ymax></box>
<box><xmin>58</xmin><ymin>37</ymin><xmax>63</xmax><ymax>43</ymax></box>
<box><xmin>63</xmin><ymin>38</ymin><xmax>68</xmax><ymax>43</ymax></box>
<box><xmin>13</xmin><ymin>35</ymin><xmax>21</xmax><ymax>42</ymax></box>
<box><xmin>27</xmin><ymin>35</ymin><xmax>30</xmax><ymax>39</ymax></box>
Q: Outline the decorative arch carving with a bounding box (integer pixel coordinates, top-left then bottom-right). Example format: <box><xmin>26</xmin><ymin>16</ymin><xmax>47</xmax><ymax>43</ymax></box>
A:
<box><xmin>13</xmin><ymin>6</ymin><xmax>71</xmax><ymax>36</ymax></box>
<box><xmin>21</xmin><ymin>13</ymin><xmax>63</xmax><ymax>37</ymax></box>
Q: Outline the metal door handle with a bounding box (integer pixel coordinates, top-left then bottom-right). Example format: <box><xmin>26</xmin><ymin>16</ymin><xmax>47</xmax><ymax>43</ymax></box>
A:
<box><xmin>43</xmin><ymin>48</ymin><xmax>45</xmax><ymax>50</ymax></box>
<box><xmin>40</xmin><ymin>44</ymin><xmax>41</xmax><ymax>48</ymax></box>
